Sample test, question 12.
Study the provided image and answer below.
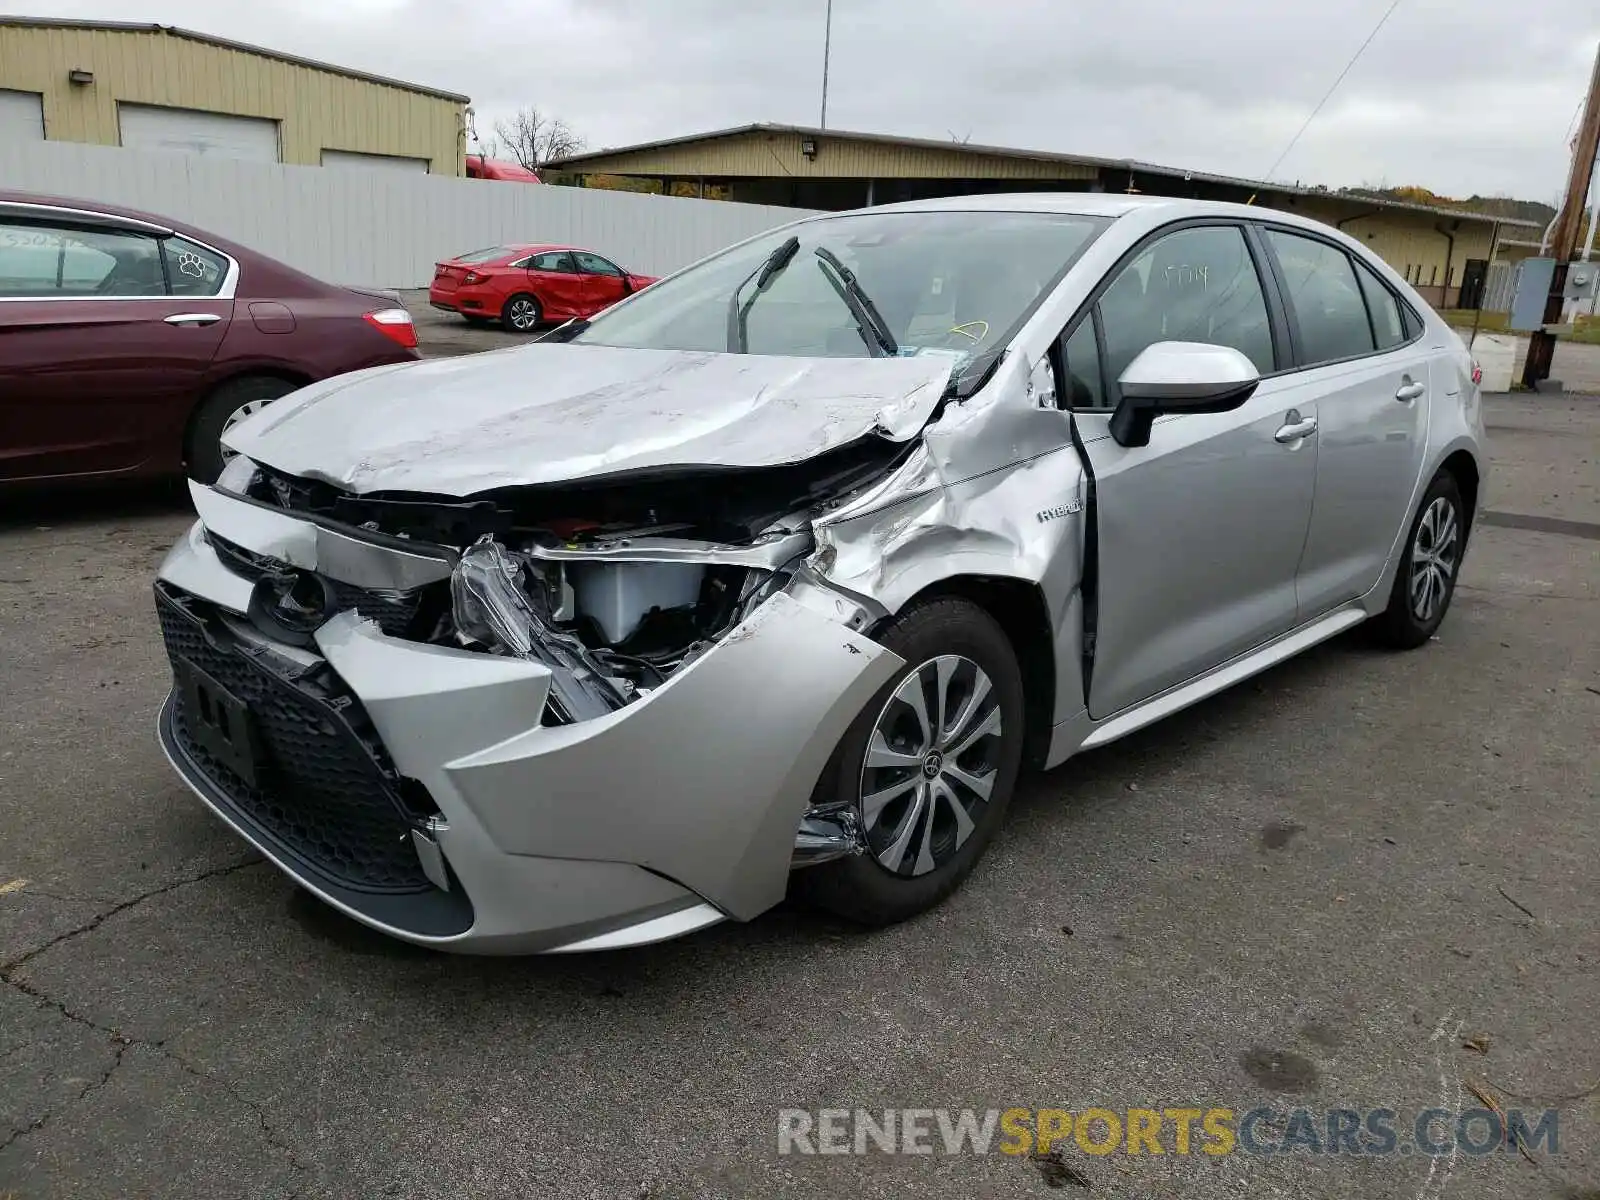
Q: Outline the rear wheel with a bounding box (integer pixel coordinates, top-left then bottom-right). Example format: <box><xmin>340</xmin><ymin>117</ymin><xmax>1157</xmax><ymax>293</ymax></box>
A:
<box><xmin>792</xmin><ymin>598</ymin><xmax>1025</xmax><ymax>926</ymax></box>
<box><xmin>186</xmin><ymin>375</ymin><xmax>299</xmax><ymax>483</ymax></box>
<box><xmin>501</xmin><ymin>293</ymin><xmax>542</xmax><ymax>333</ymax></box>
<box><xmin>1371</xmin><ymin>469</ymin><xmax>1467</xmax><ymax>648</ymax></box>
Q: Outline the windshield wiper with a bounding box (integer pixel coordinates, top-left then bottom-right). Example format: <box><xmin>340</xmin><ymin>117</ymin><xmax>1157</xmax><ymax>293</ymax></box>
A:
<box><xmin>813</xmin><ymin>247</ymin><xmax>898</xmax><ymax>358</ymax></box>
<box><xmin>727</xmin><ymin>235</ymin><xmax>801</xmax><ymax>352</ymax></box>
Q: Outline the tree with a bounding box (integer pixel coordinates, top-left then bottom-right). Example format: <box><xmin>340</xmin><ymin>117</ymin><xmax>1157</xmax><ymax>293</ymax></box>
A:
<box><xmin>492</xmin><ymin>108</ymin><xmax>586</xmax><ymax>171</ymax></box>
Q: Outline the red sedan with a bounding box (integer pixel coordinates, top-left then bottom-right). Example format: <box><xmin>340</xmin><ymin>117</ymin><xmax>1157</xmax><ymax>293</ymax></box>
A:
<box><xmin>429</xmin><ymin>244</ymin><xmax>658</xmax><ymax>332</ymax></box>
<box><xmin>0</xmin><ymin>190</ymin><xmax>420</xmax><ymax>485</ymax></box>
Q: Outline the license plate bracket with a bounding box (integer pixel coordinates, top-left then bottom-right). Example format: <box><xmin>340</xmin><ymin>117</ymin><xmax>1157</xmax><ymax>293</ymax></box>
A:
<box><xmin>176</xmin><ymin>658</ymin><xmax>262</xmax><ymax>788</ymax></box>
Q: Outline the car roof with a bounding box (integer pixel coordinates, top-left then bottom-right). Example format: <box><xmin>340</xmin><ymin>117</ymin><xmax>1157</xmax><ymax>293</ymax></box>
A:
<box><xmin>792</xmin><ymin>192</ymin><xmax>1386</xmax><ymax>244</ymax></box>
<box><xmin>476</xmin><ymin>244</ymin><xmax>578</xmax><ymax>256</ymax></box>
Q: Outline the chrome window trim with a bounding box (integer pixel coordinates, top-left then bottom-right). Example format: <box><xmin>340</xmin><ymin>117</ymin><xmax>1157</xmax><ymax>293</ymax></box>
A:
<box><xmin>0</xmin><ymin>199</ymin><xmax>174</xmax><ymax>236</ymax></box>
<box><xmin>0</xmin><ymin>200</ymin><xmax>240</xmax><ymax>301</ymax></box>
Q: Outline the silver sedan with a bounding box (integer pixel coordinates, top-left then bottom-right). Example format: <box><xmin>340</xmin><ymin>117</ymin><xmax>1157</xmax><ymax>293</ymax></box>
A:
<box><xmin>153</xmin><ymin>194</ymin><xmax>1485</xmax><ymax>952</ymax></box>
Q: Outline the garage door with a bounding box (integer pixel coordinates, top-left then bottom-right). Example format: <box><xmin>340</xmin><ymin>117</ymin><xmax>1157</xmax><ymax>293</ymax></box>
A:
<box><xmin>118</xmin><ymin>104</ymin><xmax>279</xmax><ymax>162</ymax></box>
<box><xmin>0</xmin><ymin>89</ymin><xmax>44</xmax><ymax>141</ymax></box>
<box><xmin>321</xmin><ymin>149</ymin><xmax>429</xmax><ymax>174</ymax></box>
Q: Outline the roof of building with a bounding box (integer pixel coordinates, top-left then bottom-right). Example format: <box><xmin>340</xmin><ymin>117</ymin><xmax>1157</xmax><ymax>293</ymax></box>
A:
<box><xmin>551</xmin><ymin>122</ymin><xmax>1540</xmax><ymax>229</ymax></box>
<box><xmin>0</xmin><ymin>16</ymin><xmax>471</xmax><ymax>103</ymax></box>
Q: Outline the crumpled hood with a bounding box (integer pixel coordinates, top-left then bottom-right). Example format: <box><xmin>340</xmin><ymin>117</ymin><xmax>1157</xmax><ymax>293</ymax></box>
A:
<box><xmin>224</xmin><ymin>342</ymin><xmax>955</xmax><ymax>497</ymax></box>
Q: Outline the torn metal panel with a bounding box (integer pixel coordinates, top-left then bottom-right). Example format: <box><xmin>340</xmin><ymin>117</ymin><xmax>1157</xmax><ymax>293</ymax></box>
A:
<box><xmin>443</xmin><ymin>592</ymin><xmax>903</xmax><ymax>920</ymax></box>
<box><xmin>525</xmin><ymin>527</ymin><xmax>812</xmax><ymax>570</ymax></box>
<box><xmin>812</xmin><ymin>363</ymin><xmax>1087</xmax><ymax>612</ymax></box>
<box><xmin>225</xmin><ymin>343</ymin><xmax>953</xmax><ymax>497</ymax></box>
<box><xmin>809</xmin><ymin>359</ymin><xmax>1090</xmax><ymax>726</ymax></box>
<box><xmin>791</xmin><ymin>806</ymin><xmax>866</xmax><ymax>868</ymax></box>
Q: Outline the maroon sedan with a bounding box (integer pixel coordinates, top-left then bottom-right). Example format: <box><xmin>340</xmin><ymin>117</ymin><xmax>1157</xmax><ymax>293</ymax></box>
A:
<box><xmin>0</xmin><ymin>191</ymin><xmax>421</xmax><ymax>485</ymax></box>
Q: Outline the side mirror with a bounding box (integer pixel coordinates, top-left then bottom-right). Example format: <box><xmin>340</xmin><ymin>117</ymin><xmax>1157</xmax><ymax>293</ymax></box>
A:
<box><xmin>1109</xmin><ymin>341</ymin><xmax>1260</xmax><ymax>448</ymax></box>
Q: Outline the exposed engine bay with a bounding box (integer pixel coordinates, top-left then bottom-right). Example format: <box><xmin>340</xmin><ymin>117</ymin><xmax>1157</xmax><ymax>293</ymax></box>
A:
<box><xmin>233</xmin><ymin>439</ymin><xmax>909</xmax><ymax>721</ymax></box>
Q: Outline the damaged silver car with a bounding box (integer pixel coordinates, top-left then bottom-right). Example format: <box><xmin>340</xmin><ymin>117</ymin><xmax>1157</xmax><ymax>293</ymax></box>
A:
<box><xmin>153</xmin><ymin>195</ymin><xmax>1486</xmax><ymax>953</ymax></box>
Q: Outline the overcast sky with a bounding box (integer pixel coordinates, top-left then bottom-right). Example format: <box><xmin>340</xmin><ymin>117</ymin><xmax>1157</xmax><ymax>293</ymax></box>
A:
<box><xmin>22</xmin><ymin>0</ymin><xmax>1600</xmax><ymax>201</ymax></box>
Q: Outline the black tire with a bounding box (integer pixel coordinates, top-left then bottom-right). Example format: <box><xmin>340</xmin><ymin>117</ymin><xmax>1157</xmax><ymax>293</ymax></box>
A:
<box><xmin>1371</xmin><ymin>468</ymin><xmax>1467</xmax><ymax>649</ymax></box>
<box><xmin>186</xmin><ymin>375</ymin><xmax>298</xmax><ymax>484</ymax></box>
<box><xmin>500</xmin><ymin>293</ymin><xmax>542</xmax><ymax>333</ymax></box>
<box><xmin>791</xmin><ymin>597</ymin><xmax>1026</xmax><ymax>927</ymax></box>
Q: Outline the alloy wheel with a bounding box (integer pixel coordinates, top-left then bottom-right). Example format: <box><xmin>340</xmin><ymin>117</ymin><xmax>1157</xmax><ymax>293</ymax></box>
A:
<box><xmin>857</xmin><ymin>654</ymin><xmax>1004</xmax><ymax>878</ymax></box>
<box><xmin>1410</xmin><ymin>495</ymin><xmax>1459</xmax><ymax>623</ymax></box>
<box><xmin>508</xmin><ymin>298</ymin><xmax>538</xmax><ymax>330</ymax></box>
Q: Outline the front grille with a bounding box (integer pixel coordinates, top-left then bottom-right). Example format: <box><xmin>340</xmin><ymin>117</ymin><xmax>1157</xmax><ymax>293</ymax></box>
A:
<box><xmin>156</xmin><ymin>583</ymin><xmax>433</xmax><ymax>894</ymax></box>
<box><xmin>207</xmin><ymin>533</ymin><xmax>426</xmax><ymax>638</ymax></box>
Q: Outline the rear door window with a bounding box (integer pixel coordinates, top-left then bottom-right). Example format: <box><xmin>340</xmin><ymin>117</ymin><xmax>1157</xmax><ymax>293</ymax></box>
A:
<box><xmin>1265</xmin><ymin>230</ymin><xmax>1376</xmax><ymax>365</ymax></box>
<box><xmin>1352</xmin><ymin>257</ymin><xmax>1408</xmax><ymax>350</ymax></box>
<box><xmin>529</xmin><ymin>251</ymin><xmax>577</xmax><ymax>273</ymax></box>
<box><xmin>163</xmin><ymin>235</ymin><xmax>229</xmax><ymax>297</ymax></box>
<box><xmin>0</xmin><ymin>221</ymin><xmax>167</xmax><ymax>297</ymax></box>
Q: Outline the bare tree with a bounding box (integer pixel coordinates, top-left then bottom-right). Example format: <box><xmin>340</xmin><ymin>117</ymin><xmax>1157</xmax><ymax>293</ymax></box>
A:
<box><xmin>492</xmin><ymin>108</ymin><xmax>586</xmax><ymax>171</ymax></box>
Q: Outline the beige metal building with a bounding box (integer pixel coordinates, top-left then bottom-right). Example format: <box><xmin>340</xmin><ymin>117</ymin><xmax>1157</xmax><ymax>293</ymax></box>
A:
<box><xmin>0</xmin><ymin>17</ymin><xmax>468</xmax><ymax>175</ymax></box>
<box><xmin>554</xmin><ymin>123</ymin><xmax>1540</xmax><ymax>309</ymax></box>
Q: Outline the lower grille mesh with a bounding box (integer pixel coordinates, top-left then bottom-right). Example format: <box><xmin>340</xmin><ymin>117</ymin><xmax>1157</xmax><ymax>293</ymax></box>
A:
<box><xmin>156</xmin><ymin>585</ymin><xmax>432</xmax><ymax>894</ymax></box>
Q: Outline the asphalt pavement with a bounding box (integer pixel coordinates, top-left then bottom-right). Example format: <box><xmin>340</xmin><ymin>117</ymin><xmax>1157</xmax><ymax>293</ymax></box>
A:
<box><xmin>1</xmin><ymin>339</ymin><xmax>1597</xmax><ymax>1198</ymax></box>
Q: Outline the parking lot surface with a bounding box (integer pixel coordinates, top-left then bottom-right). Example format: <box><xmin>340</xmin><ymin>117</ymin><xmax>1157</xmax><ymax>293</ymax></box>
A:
<box><xmin>2</xmin><ymin>339</ymin><xmax>1596</xmax><ymax>1196</ymax></box>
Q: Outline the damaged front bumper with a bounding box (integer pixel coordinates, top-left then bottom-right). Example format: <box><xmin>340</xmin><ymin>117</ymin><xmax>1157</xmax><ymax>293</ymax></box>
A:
<box><xmin>153</xmin><ymin>487</ymin><xmax>901</xmax><ymax>954</ymax></box>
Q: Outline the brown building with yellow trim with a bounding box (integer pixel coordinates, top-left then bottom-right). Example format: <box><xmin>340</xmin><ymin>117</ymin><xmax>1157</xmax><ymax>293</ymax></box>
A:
<box><xmin>553</xmin><ymin>123</ymin><xmax>1539</xmax><ymax>309</ymax></box>
<box><xmin>0</xmin><ymin>17</ymin><xmax>468</xmax><ymax>175</ymax></box>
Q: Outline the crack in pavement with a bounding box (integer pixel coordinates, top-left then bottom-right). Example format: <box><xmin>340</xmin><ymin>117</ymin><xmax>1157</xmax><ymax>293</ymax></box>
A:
<box><xmin>1</xmin><ymin>858</ymin><xmax>261</xmax><ymax>978</ymax></box>
<box><xmin>0</xmin><ymin>858</ymin><xmax>310</xmax><ymax>1188</ymax></box>
<box><xmin>0</xmin><ymin>1013</ymin><xmax>129</xmax><ymax>1155</ymax></box>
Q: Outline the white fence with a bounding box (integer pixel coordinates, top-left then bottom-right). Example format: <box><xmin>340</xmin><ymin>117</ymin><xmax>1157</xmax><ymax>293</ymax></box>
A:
<box><xmin>1482</xmin><ymin>261</ymin><xmax>1515</xmax><ymax>314</ymax></box>
<box><xmin>0</xmin><ymin>139</ymin><xmax>818</xmax><ymax>289</ymax></box>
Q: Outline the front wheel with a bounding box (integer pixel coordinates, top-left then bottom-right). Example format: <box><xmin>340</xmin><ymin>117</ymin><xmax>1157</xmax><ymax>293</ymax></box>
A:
<box><xmin>186</xmin><ymin>375</ymin><xmax>298</xmax><ymax>483</ymax></box>
<box><xmin>1371</xmin><ymin>469</ymin><xmax>1467</xmax><ymax>648</ymax></box>
<box><xmin>791</xmin><ymin>597</ymin><xmax>1025</xmax><ymax>926</ymax></box>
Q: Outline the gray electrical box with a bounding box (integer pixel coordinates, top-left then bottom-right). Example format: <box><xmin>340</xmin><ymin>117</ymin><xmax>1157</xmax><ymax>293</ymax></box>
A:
<box><xmin>1510</xmin><ymin>258</ymin><xmax>1555</xmax><ymax>331</ymax></box>
<box><xmin>1564</xmin><ymin>261</ymin><xmax>1600</xmax><ymax>301</ymax></box>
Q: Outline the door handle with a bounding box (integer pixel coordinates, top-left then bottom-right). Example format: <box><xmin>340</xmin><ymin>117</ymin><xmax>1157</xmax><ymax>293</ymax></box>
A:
<box><xmin>1274</xmin><ymin>415</ymin><xmax>1317</xmax><ymax>443</ymax></box>
<box><xmin>1394</xmin><ymin>380</ymin><xmax>1426</xmax><ymax>402</ymax></box>
<box><xmin>164</xmin><ymin>313</ymin><xmax>222</xmax><ymax>326</ymax></box>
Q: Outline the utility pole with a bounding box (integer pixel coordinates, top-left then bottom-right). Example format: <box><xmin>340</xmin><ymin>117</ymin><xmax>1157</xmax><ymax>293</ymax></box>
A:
<box><xmin>1522</xmin><ymin>41</ymin><xmax>1600</xmax><ymax>389</ymax></box>
<box><xmin>819</xmin><ymin>0</ymin><xmax>833</xmax><ymax>129</ymax></box>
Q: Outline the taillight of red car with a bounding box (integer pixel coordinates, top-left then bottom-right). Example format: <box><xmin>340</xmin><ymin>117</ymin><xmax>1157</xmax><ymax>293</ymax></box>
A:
<box><xmin>462</xmin><ymin>270</ymin><xmax>487</xmax><ymax>284</ymax></box>
<box><xmin>364</xmin><ymin>307</ymin><xmax>418</xmax><ymax>350</ymax></box>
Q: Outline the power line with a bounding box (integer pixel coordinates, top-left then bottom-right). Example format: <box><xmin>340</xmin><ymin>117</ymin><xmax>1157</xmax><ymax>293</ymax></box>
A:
<box><xmin>1263</xmin><ymin>0</ymin><xmax>1406</xmax><ymax>182</ymax></box>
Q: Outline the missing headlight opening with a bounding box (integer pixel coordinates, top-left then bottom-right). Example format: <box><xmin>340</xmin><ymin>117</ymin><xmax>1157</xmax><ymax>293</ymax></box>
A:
<box><xmin>236</xmin><ymin>441</ymin><xmax>906</xmax><ymax>723</ymax></box>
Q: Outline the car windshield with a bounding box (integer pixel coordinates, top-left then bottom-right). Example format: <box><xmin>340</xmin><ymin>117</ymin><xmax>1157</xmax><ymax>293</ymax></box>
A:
<box><xmin>568</xmin><ymin>209</ymin><xmax>1111</xmax><ymax>396</ymax></box>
